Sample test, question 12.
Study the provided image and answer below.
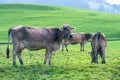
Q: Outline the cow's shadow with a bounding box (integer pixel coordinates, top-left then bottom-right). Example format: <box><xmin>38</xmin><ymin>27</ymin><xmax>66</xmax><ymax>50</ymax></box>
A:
<box><xmin>0</xmin><ymin>64</ymin><xmax>86</xmax><ymax>80</ymax></box>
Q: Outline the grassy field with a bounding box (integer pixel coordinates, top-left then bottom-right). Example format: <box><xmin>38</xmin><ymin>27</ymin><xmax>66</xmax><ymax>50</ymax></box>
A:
<box><xmin>0</xmin><ymin>4</ymin><xmax>120</xmax><ymax>41</ymax></box>
<box><xmin>0</xmin><ymin>4</ymin><xmax>120</xmax><ymax>80</ymax></box>
<box><xmin>0</xmin><ymin>41</ymin><xmax>120</xmax><ymax>80</ymax></box>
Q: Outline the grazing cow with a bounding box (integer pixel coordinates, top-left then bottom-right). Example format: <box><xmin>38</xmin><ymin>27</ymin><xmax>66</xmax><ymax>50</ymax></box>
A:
<box><xmin>6</xmin><ymin>24</ymin><xmax>73</xmax><ymax>65</ymax></box>
<box><xmin>62</xmin><ymin>32</ymin><xmax>92</xmax><ymax>51</ymax></box>
<box><xmin>89</xmin><ymin>32</ymin><xmax>107</xmax><ymax>64</ymax></box>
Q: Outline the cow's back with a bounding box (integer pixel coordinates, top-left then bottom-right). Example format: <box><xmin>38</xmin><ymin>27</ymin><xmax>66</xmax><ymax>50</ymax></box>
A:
<box><xmin>91</xmin><ymin>32</ymin><xmax>106</xmax><ymax>51</ymax></box>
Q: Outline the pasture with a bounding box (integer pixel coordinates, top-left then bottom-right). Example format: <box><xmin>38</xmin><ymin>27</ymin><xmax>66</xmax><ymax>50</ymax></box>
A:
<box><xmin>0</xmin><ymin>4</ymin><xmax>120</xmax><ymax>80</ymax></box>
<box><xmin>0</xmin><ymin>41</ymin><xmax>120</xmax><ymax>80</ymax></box>
<box><xmin>0</xmin><ymin>4</ymin><xmax>120</xmax><ymax>41</ymax></box>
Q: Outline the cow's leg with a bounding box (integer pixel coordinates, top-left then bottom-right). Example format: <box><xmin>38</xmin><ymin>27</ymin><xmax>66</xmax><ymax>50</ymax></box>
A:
<box><xmin>12</xmin><ymin>43</ymin><xmax>18</xmax><ymax>66</ymax></box>
<box><xmin>80</xmin><ymin>42</ymin><xmax>85</xmax><ymax>51</ymax></box>
<box><xmin>48</xmin><ymin>53</ymin><xmax>52</xmax><ymax>65</ymax></box>
<box><xmin>82</xmin><ymin>43</ymin><xmax>85</xmax><ymax>51</ymax></box>
<box><xmin>17</xmin><ymin>50</ymin><xmax>23</xmax><ymax>65</ymax></box>
<box><xmin>12</xmin><ymin>49</ymin><xmax>17</xmax><ymax>66</ymax></box>
<box><xmin>65</xmin><ymin>44</ymin><xmax>68</xmax><ymax>52</ymax></box>
<box><xmin>44</xmin><ymin>48</ymin><xmax>52</xmax><ymax>65</ymax></box>
<box><xmin>91</xmin><ymin>49</ymin><xmax>97</xmax><ymax>63</ymax></box>
<box><xmin>95</xmin><ymin>50</ymin><xmax>98</xmax><ymax>63</ymax></box>
<box><xmin>12</xmin><ymin>43</ymin><xmax>24</xmax><ymax>65</ymax></box>
<box><xmin>100</xmin><ymin>49</ymin><xmax>105</xmax><ymax>64</ymax></box>
<box><xmin>48</xmin><ymin>49</ymin><xmax>52</xmax><ymax>65</ymax></box>
<box><xmin>62</xmin><ymin>41</ymin><xmax>64</xmax><ymax>51</ymax></box>
<box><xmin>95</xmin><ymin>54</ymin><xmax>98</xmax><ymax>63</ymax></box>
<box><xmin>92</xmin><ymin>56</ymin><xmax>98</xmax><ymax>63</ymax></box>
<box><xmin>44</xmin><ymin>49</ymin><xmax>48</xmax><ymax>64</ymax></box>
<box><xmin>80</xmin><ymin>43</ymin><xmax>83</xmax><ymax>51</ymax></box>
<box><xmin>91</xmin><ymin>50</ymin><xmax>95</xmax><ymax>63</ymax></box>
<box><xmin>91</xmin><ymin>56</ymin><xmax>95</xmax><ymax>63</ymax></box>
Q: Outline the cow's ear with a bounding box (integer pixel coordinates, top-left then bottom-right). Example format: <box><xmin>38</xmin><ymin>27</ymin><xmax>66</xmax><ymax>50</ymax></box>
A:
<box><xmin>71</xmin><ymin>27</ymin><xmax>76</xmax><ymax>30</ymax></box>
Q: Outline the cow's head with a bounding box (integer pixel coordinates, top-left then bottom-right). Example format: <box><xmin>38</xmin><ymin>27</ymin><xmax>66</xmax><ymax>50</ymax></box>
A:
<box><xmin>89</xmin><ymin>51</ymin><xmax>98</xmax><ymax>63</ymax></box>
<box><xmin>63</xmin><ymin>24</ymin><xmax>76</xmax><ymax>31</ymax></box>
<box><xmin>85</xmin><ymin>33</ymin><xmax>92</xmax><ymax>41</ymax></box>
<box><xmin>61</xmin><ymin>24</ymin><xmax>73</xmax><ymax>39</ymax></box>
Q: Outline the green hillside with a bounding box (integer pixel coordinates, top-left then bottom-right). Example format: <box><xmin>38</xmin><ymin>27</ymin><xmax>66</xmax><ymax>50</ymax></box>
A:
<box><xmin>0</xmin><ymin>4</ymin><xmax>120</xmax><ymax>41</ymax></box>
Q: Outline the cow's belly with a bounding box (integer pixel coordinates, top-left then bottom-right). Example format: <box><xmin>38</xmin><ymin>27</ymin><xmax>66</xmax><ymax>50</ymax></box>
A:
<box><xmin>20</xmin><ymin>40</ymin><xmax>61</xmax><ymax>51</ymax></box>
<box><xmin>21</xmin><ymin>40</ymin><xmax>46</xmax><ymax>51</ymax></box>
<box><xmin>52</xmin><ymin>43</ymin><xmax>61</xmax><ymax>51</ymax></box>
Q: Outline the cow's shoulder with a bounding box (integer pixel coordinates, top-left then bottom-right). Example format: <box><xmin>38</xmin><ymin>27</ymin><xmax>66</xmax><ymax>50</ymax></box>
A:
<box><xmin>50</xmin><ymin>28</ymin><xmax>62</xmax><ymax>41</ymax></box>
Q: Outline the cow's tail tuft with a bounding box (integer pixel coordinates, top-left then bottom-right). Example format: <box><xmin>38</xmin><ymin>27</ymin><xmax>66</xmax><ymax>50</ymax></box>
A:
<box><xmin>6</xmin><ymin>46</ymin><xmax>10</xmax><ymax>58</ymax></box>
<box><xmin>6</xmin><ymin>28</ymin><xmax>11</xmax><ymax>58</ymax></box>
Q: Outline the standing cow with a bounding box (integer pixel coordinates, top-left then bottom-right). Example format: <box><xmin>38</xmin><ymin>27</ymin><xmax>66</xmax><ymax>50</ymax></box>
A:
<box><xmin>6</xmin><ymin>24</ymin><xmax>73</xmax><ymax>65</ymax></box>
<box><xmin>89</xmin><ymin>32</ymin><xmax>107</xmax><ymax>64</ymax></box>
<box><xmin>62</xmin><ymin>32</ymin><xmax>92</xmax><ymax>51</ymax></box>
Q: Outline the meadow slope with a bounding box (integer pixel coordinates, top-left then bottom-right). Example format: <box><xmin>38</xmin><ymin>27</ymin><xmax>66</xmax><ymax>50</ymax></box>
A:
<box><xmin>0</xmin><ymin>41</ymin><xmax>120</xmax><ymax>80</ymax></box>
<box><xmin>0</xmin><ymin>4</ymin><xmax>120</xmax><ymax>41</ymax></box>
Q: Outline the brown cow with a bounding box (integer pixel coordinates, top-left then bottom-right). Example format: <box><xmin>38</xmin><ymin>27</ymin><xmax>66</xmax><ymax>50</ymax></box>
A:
<box><xmin>89</xmin><ymin>32</ymin><xmax>107</xmax><ymax>64</ymax></box>
<box><xmin>6</xmin><ymin>24</ymin><xmax>73</xmax><ymax>65</ymax></box>
<box><xmin>62</xmin><ymin>32</ymin><xmax>92</xmax><ymax>51</ymax></box>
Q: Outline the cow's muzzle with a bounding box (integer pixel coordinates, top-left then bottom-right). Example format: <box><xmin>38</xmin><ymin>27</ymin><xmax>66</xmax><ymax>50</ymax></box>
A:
<box><xmin>68</xmin><ymin>34</ymin><xmax>73</xmax><ymax>38</ymax></box>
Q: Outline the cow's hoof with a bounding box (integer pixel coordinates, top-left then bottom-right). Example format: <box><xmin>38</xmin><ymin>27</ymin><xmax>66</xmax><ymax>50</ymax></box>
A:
<box><xmin>66</xmin><ymin>49</ymin><xmax>68</xmax><ymax>52</ymax></box>
<box><xmin>13</xmin><ymin>64</ymin><xmax>17</xmax><ymax>67</ymax></box>
<box><xmin>49</xmin><ymin>63</ymin><xmax>51</xmax><ymax>65</ymax></box>
<box><xmin>102</xmin><ymin>61</ymin><xmax>105</xmax><ymax>64</ymax></box>
<box><xmin>43</xmin><ymin>62</ymin><xmax>46</xmax><ymax>64</ymax></box>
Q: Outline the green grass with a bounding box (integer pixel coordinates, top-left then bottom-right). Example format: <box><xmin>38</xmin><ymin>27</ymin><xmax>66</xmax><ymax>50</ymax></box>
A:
<box><xmin>0</xmin><ymin>4</ymin><xmax>120</xmax><ymax>80</ymax></box>
<box><xmin>0</xmin><ymin>4</ymin><xmax>120</xmax><ymax>41</ymax></box>
<box><xmin>0</xmin><ymin>41</ymin><xmax>120</xmax><ymax>80</ymax></box>
<box><xmin>0</xmin><ymin>4</ymin><xmax>60</xmax><ymax>10</ymax></box>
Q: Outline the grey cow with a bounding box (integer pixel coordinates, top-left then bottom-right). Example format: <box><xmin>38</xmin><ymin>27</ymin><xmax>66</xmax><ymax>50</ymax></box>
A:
<box><xmin>89</xmin><ymin>32</ymin><xmax>107</xmax><ymax>64</ymax></box>
<box><xmin>6</xmin><ymin>24</ymin><xmax>73</xmax><ymax>65</ymax></box>
<box><xmin>62</xmin><ymin>32</ymin><xmax>92</xmax><ymax>51</ymax></box>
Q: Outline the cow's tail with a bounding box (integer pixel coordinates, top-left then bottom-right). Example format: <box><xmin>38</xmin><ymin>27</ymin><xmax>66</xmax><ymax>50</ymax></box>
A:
<box><xmin>6</xmin><ymin>28</ymin><xmax>11</xmax><ymax>58</ymax></box>
<box><xmin>97</xmin><ymin>32</ymin><xmax>102</xmax><ymax>47</ymax></box>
